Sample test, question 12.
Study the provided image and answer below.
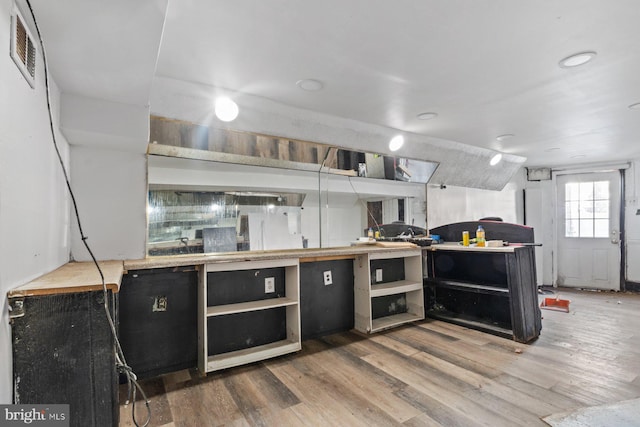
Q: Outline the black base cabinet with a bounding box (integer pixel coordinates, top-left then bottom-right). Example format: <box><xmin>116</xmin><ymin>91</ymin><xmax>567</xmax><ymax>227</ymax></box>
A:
<box><xmin>10</xmin><ymin>292</ymin><xmax>118</xmax><ymax>427</ymax></box>
<box><xmin>119</xmin><ymin>266</ymin><xmax>199</xmax><ymax>379</ymax></box>
<box><xmin>424</xmin><ymin>246</ymin><xmax>542</xmax><ymax>343</ymax></box>
<box><xmin>300</xmin><ymin>259</ymin><xmax>354</xmax><ymax>340</ymax></box>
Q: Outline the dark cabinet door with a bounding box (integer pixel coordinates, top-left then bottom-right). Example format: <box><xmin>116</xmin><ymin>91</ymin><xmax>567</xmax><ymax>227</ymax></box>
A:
<box><xmin>300</xmin><ymin>259</ymin><xmax>354</xmax><ymax>340</ymax></box>
<box><xmin>119</xmin><ymin>266</ymin><xmax>198</xmax><ymax>378</ymax></box>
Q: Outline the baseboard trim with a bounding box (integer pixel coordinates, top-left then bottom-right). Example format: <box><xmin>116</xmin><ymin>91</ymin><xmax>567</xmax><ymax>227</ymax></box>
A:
<box><xmin>625</xmin><ymin>281</ymin><xmax>640</xmax><ymax>292</ymax></box>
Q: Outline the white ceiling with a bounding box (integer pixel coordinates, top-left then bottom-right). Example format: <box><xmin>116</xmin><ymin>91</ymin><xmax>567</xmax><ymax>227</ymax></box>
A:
<box><xmin>31</xmin><ymin>0</ymin><xmax>640</xmax><ymax>168</ymax></box>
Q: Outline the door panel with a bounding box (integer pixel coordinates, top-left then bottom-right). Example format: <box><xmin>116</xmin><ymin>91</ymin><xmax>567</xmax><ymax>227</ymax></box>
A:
<box><xmin>556</xmin><ymin>171</ymin><xmax>620</xmax><ymax>290</ymax></box>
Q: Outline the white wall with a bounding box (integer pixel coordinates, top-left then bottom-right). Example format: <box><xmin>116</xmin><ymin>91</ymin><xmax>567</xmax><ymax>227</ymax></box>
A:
<box><xmin>427</xmin><ymin>177</ymin><xmax>523</xmax><ymax>230</ymax></box>
<box><xmin>523</xmin><ymin>176</ymin><xmax>554</xmax><ymax>285</ymax></box>
<box><xmin>0</xmin><ymin>0</ymin><xmax>71</xmax><ymax>403</ymax></box>
<box><xmin>625</xmin><ymin>160</ymin><xmax>640</xmax><ymax>282</ymax></box>
<box><xmin>69</xmin><ymin>146</ymin><xmax>147</xmax><ymax>261</ymax></box>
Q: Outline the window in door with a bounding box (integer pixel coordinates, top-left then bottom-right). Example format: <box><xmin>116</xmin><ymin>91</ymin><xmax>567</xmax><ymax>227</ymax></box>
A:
<box><xmin>564</xmin><ymin>181</ymin><xmax>609</xmax><ymax>238</ymax></box>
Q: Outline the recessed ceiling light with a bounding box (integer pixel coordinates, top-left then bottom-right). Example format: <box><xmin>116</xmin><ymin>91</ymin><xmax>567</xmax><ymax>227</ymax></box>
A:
<box><xmin>417</xmin><ymin>112</ymin><xmax>438</xmax><ymax>120</ymax></box>
<box><xmin>389</xmin><ymin>135</ymin><xmax>404</xmax><ymax>152</ymax></box>
<box><xmin>495</xmin><ymin>134</ymin><xmax>515</xmax><ymax>142</ymax></box>
<box><xmin>559</xmin><ymin>51</ymin><xmax>597</xmax><ymax>68</ymax></box>
<box><xmin>296</xmin><ymin>79</ymin><xmax>324</xmax><ymax>91</ymax></box>
<box><xmin>214</xmin><ymin>97</ymin><xmax>239</xmax><ymax>122</ymax></box>
<box><xmin>628</xmin><ymin>102</ymin><xmax>640</xmax><ymax>110</ymax></box>
<box><xmin>490</xmin><ymin>153</ymin><xmax>503</xmax><ymax>166</ymax></box>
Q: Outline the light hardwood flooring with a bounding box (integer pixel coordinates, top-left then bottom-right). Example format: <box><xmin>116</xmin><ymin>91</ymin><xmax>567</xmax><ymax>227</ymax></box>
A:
<box><xmin>119</xmin><ymin>288</ymin><xmax>640</xmax><ymax>426</ymax></box>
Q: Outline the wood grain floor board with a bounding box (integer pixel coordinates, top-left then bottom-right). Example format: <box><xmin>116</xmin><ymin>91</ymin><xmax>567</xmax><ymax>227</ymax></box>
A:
<box><xmin>411</xmin><ymin>351</ymin><xmax>560</xmax><ymax>417</ymax></box>
<box><xmin>367</xmin><ymin>332</ymin><xmax>422</xmax><ymax>356</ymax></box>
<box><xmin>416</xmin><ymin>321</ymin><xmax>493</xmax><ymax>346</ymax></box>
<box><xmin>285</xmin><ymin>344</ymin><xmax>403</xmax><ymax>427</ymax></box>
<box><xmin>390</xmin><ymin>326</ymin><xmax>548</xmax><ymax>386</ymax></box>
<box><xmin>119</xmin><ymin>376</ymin><xmax>172</xmax><ymax>427</ymax></box>
<box><xmin>268</xmin><ymin>361</ymin><xmax>372</xmax><ymax>427</ymax></box>
<box><xmin>486</xmin><ymin>340</ymin><xmax>638</xmax><ymax>393</ymax></box>
<box><xmin>401</xmin><ymin>411</ymin><xmax>443</xmax><ymax>427</ymax></box>
<box><xmin>393</xmin><ymin>386</ymin><xmax>486</xmax><ymax>427</ymax></box>
<box><xmin>302</xmin><ymin>339</ymin><xmax>422</xmax><ymax>423</ymax></box>
<box><xmin>118</xmin><ymin>288</ymin><xmax>640</xmax><ymax>426</ymax></box>
<box><xmin>362</xmin><ymin>350</ymin><xmax>518</xmax><ymax>427</ymax></box>
<box><xmin>164</xmin><ymin>373</ymin><xmax>244</xmax><ymax>426</ymax></box>
<box><xmin>493</xmin><ymin>374</ymin><xmax>584</xmax><ymax>412</ymax></box>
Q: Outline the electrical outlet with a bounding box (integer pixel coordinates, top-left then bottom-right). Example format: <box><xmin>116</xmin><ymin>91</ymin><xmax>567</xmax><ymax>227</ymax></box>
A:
<box><xmin>265</xmin><ymin>277</ymin><xmax>275</xmax><ymax>293</ymax></box>
<box><xmin>153</xmin><ymin>296</ymin><xmax>167</xmax><ymax>312</ymax></box>
<box><xmin>376</xmin><ymin>269</ymin><xmax>383</xmax><ymax>282</ymax></box>
<box><xmin>323</xmin><ymin>270</ymin><xmax>333</xmax><ymax>286</ymax></box>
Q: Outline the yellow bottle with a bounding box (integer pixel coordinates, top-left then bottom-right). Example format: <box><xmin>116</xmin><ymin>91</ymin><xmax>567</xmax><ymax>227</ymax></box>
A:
<box><xmin>476</xmin><ymin>225</ymin><xmax>485</xmax><ymax>247</ymax></box>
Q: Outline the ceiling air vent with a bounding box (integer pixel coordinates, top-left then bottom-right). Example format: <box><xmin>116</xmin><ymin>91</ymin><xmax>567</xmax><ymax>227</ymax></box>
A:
<box><xmin>11</xmin><ymin>8</ymin><xmax>36</xmax><ymax>88</ymax></box>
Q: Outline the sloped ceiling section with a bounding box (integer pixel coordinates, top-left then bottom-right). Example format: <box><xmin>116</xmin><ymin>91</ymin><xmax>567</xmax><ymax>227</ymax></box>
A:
<box><xmin>151</xmin><ymin>76</ymin><xmax>525</xmax><ymax>190</ymax></box>
<box><xmin>29</xmin><ymin>0</ymin><xmax>525</xmax><ymax>189</ymax></box>
<box><xmin>30</xmin><ymin>0</ymin><xmax>169</xmax><ymax>151</ymax></box>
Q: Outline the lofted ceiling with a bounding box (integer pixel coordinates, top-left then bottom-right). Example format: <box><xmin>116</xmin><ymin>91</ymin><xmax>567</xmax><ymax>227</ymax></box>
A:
<box><xmin>30</xmin><ymin>0</ymin><xmax>640</xmax><ymax>169</ymax></box>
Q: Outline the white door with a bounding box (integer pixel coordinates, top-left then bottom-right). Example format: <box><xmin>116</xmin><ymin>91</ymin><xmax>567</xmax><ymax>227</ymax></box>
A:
<box><xmin>556</xmin><ymin>171</ymin><xmax>621</xmax><ymax>290</ymax></box>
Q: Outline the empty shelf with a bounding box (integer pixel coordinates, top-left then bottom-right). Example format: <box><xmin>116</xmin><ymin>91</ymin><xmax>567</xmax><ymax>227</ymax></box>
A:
<box><xmin>371</xmin><ymin>312</ymin><xmax>424</xmax><ymax>333</ymax></box>
<box><xmin>207</xmin><ymin>297</ymin><xmax>297</xmax><ymax>317</ymax></box>
<box><xmin>370</xmin><ymin>280</ymin><xmax>423</xmax><ymax>297</ymax></box>
<box><xmin>426</xmin><ymin>279</ymin><xmax>509</xmax><ymax>296</ymax></box>
<box><xmin>207</xmin><ymin>339</ymin><xmax>301</xmax><ymax>372</ymax></box>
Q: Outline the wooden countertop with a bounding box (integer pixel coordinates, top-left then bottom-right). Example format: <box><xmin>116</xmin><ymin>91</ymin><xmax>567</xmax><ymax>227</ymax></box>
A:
<box><xmin>426</xmin><ymin>243</ymin><xmax>527</xmax><ymax>253</ymax></box>
<box><xmin>8</xmin><ymin>260</ymin><xmax>124</xmax><ymax>297</ymax></box>
<box><xmin>124</xmin><ymin>243</ymin><xmax>419</xmax><ymax>270</ymax></box>
<box><xmin>7</xmin><ymin>244</ymin><xmax>420</xmax><ymax>297</ymax></box>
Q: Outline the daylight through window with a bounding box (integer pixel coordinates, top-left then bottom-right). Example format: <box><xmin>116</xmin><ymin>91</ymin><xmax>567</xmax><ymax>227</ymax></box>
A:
<box><xmin>564</xmin><ymin>181</ymin><xmax>609</xmax><ymax>238</ymax></box>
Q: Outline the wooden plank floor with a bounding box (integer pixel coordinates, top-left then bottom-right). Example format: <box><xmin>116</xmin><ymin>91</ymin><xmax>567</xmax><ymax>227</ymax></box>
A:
<box><xmin>119</xmin><ymin>288</ymin><xmax>640</xmax><ymax>426</ymax></box>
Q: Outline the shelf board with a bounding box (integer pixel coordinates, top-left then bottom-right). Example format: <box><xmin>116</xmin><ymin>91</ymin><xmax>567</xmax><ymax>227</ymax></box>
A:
<box><xmin>207</xmin><ymin>297</ymin><xmax>297</xmax><ymax>317</ymax></box>
<box><xmin>426</xmin><ymin>279</ymin><xmax>509</xmax><ymax>296</ymax></box>
<box><xmin>207</xmin><ymin>339</ymin><xmax>301</xmax><ymax>372</ymax></box>
<box><xmin>370</xmin><ymin>280</ymin><xmax>423</xmax><ymax>297</ymax></box>
<box><xmin>427</xmin><ymin>310</ymin><xmax>513</xmax><ymax>339</ymax></box>
<box><xmin>371</xmin><ymin>312</ymin><xmax>423</xmax><ymax>333</ymax></box>
<box><xmin>369</xmin><ymin>250</ymin><xmax>421</xmax><ymax>260</ymax></box>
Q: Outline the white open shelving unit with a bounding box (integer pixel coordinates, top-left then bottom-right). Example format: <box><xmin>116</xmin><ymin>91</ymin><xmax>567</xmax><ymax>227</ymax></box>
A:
<box><xmin>354</xmin><ymin>249</ymin><xmax>425</xmax><ymax>333</ymax></box>
<box><xmin>198</xmin><ymin>258</ymin><xmax>301</xmax><ymax>373</ymax></box>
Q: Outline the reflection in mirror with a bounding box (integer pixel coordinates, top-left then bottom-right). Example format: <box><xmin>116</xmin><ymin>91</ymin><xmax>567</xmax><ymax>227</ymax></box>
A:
<box><xmin>147</xmin><ymin>116</ymin><xmax>436</xmax><ymax>256</ymax></box>
<box><xmin>148</xmin><ymin>189</ymin><xmax>307</xmax><ymax>256</ymax></box>
<box><xmin>149</xmin><ymin>116</ymin><xmax>439</xmax><ymax>184</ymax></box>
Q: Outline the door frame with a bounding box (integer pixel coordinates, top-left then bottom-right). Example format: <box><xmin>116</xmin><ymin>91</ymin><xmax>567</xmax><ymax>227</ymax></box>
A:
<box><xmin>551</xmin><ymin>165</ymin><xmax>628</xmax><ymax>289</ymax></box>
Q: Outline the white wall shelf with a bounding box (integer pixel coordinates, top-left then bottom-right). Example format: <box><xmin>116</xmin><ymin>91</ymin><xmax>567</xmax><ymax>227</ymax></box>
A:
<box><xmin>354</xmin><ymin>249</ymin><xmax>425</xmax><ymax>333</ymax></box>
<box><xmin>198</xmin><ymin>258</ymin><xmax>301</xmax><ymax>374</ymax></box>
<box><xmin>206</xmin><ymin>297</ymin><xmax>298</xmax><ymax>317</ymax></box>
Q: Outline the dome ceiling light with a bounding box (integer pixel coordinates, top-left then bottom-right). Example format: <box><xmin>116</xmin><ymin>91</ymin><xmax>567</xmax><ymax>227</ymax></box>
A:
<box><xmin>416</xmin><ymin>112</ymin><xmax>438</xmax><ymax>120</ymax></box>
<box><xmin>389</xmin><ymin>135</ymin><xmax>404</xmax><ymax>152</ymax></box>
<box><xmin>559</xmin><ymin>51</ymin><xmax>597</xmax><ymax>68</ymax></box>
<box><xmin>296</xmin><ymin>79</ymin><xmax>324</xmax><ymax>91</ymax></box>
<box><xmin>214</xmin><ymin>97</ymin><xmax>239</xmax><ymax>122</ymax></box>
<box><xmin>496</xmin><ymin>134</ymin><xmax>515</xmax><ymax>142</ymax></box>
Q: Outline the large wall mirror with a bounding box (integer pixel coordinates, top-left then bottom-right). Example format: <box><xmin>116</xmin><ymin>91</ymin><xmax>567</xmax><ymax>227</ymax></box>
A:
<box><xmin>147</xmin><ymin>116</ymin><xmax>438</xmax><ymax>256</ymax></box>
